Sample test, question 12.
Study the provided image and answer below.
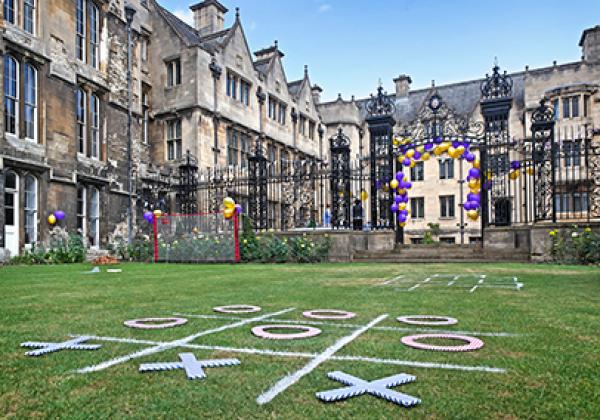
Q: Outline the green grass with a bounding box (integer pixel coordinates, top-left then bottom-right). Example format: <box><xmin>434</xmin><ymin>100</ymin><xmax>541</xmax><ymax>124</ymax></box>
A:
<box><xmin>1</xmin><ymin>262</ymin><xmax>599</xmax><ymax>418</ymax></box>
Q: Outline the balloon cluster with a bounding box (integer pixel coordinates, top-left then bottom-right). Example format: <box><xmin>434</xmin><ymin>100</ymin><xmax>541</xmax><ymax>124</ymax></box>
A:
<box><xmin>390</xmin><ymin>137</ymin><xmax>484</xmax><ymax>223</ymax></box>
<box><xmin>143</xmin><ymin>209</ymin><xmax>163</xmax><ymax>224</ymax></box>
<box><xmin>47</xmin><ymin>210</ymin><xmax>66</xmax><ymax>225</ymax></box>
<box><xmin>223</xmin><ymin>197</ymin><xmax>242</xmax><ymax>220</ymax></box>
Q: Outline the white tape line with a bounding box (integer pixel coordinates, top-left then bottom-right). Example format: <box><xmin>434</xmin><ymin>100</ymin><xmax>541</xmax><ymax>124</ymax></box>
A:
<box><xmin>469</xmin><ymin>285</ymin><xmax>478</xmax><ymax>293</ymax></box>
<box><xmin>70</xmin><ymin>334</ymin><xmax>506</xmax><ymax>373</ymax></box>
<box><xmin>256</xmin><ymin>314</ymin><xmax>388</xmax><ymax>405</ymax></box>
<box><xmin>447</xmin><ymin>281</ymin><xmax>455</xmax><ymax>286</ymax></box>
<box><xmin>76</xmin><ymin>308</ymin><xmax>295</xmax><ymax>373</ymax></box>
<box><xmin>408</xmin><ymin>284</ymin><xmax>421</xmax><ymax>291</ymax></box>
<box><xmin>174</xmin><ymin>313</ymin><xmax>523</xmax><ymax>337</ymax></box>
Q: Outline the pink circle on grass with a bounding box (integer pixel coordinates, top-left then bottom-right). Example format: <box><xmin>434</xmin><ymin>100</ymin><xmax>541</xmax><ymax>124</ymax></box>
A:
<box><xmin>251</xmin><ymin>324</ymin><xmax>322</xmax><ymax>340</ymax></box>
<box><xmin>124</xmin><ymin>317</ymin><xmax>188</xmax><ymax>329</ymax></box>
<box><xmin>303</xmin><ymin>309</ymin><xmax>356</xmax><ymax>320</ymax></box>
<box><xmin>401</xmin><ymin>333</ymin><xmax>484</xmax><ymax>352</ymax></box>
<box><xmin>397</xmin><ymin>315</ymin><xmax>458</xmax><ymax>326</ymax></box>
<box><xmin>213</xmin><ymin>305</ymin><xmax>262</xmax><ymax>313</ymax></box>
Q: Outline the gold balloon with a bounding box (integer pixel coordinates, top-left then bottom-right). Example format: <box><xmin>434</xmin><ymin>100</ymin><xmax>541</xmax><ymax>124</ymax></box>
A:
<box><xmin>473</xmin><ymin>159</ymin><xmax>480</xmax><ymax>169</ymax></box>
<box><xmin>399</xmin><ymin>202</ymin><xmax>407</xmax><ymax>210</ymax></box>
<box><xmin>397</xmin><ymin>155</ymin><xmax>405</xmax><ymax>163</ymax></box>
<box><xmin>409</xmin><ymin>160</ymin><xmax>416</xmax><ymax>168</ymax></box>
<box><xmin>47</xmin><ymin>214</ymin><xmax>57</xmax><ymax>225</ymax></box>
<box><xmin>527</xmin><ymin>167</ymin><xmax>534</xmax><ymax>176</ymax></box>
<box><xmin>361</xmin><ymin>190</ymin><xmax>368</xmax><ymax>201</ymax></box>
<box><xmin>456</xmin><ymin>145</ymin><xmax>465</xmax><ymax>155</ymax></box>
<box><xmin>440</xmin><ymin>142</ymin><xmax>451</xmax><ymax>151</ymax></box>
<box><xmin>405</xmin><ymin>149</ymin><xmax>415</xmax><ymax>158</ymax></box>
<box><xmin>433</xmin><ymin>146</ymin><xmax>443</xmax><ymax>156</ymax></box>
<box><xmin>448</xmin><ymin>146</ymin><xmax>457</xmax><ymax>158</ymax></box>
<box><xmin>223</xmin><ymin>197</ymin><xmax>236</xmax><ymax>209</ymax></box>
<box><xmin>469</xmin><ymin>186</ymin><xmax>481</xmax><ymax>194</ymax></box>
<box><xmin>390</xmin><ymin>179</ymin><xmax>399</xmax><ymax>189</ymax></box>
<box><xmin>468</xmin><ymin>179</ymin><xmax>480</xmax><ymax>189</ymax></box>
<box><xmin>393</xmin><ymin>138</ymin><xmax>400</xmax><ymax>146</ymax></box>
<box><xmin>224</xmin><ymin>207</ymin><xmax>235</xmax><ymax>219</ymax></box>
<box><xmin>416</xmin><ymin>145</ymin><xmax>425</xmax><ymax>153</ymax></box>
<box><xmin>399</xmin><ymin>222</ymin><xmax>406</xmax><ymax>228</ymax></box>
<box><xmin>466</xmin><ymin>210</ymin><xmax>479</xmax><ymax>221</ymax></box>
<box><xmin>153</xmin><ymin>209</ymin><xmax>162</xmax><ymax>218</ymax></box>
<box><xmin>421</xmin><ymin>152</ymin><xmax>431</xmax><ymax>161</ymax></box>
<box><xmin>509</xmin><ymin>170</ymin><xmax>520</xmax><ymax>180</ymax></box>
<box><xmin>397</xmin><ymin>188</ymin><xmax>407</xmax><ymax>195</ymax></box>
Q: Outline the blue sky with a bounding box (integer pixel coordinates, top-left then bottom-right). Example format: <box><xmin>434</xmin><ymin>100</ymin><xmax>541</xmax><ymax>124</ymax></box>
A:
<box><xmin>161</xmin><ymin>0</ymin><xmax>600</xmax><ymax>102</ymax></box>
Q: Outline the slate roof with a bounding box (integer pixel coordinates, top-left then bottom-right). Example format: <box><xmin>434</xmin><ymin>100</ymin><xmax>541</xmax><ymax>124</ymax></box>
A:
<box><xmin>287</xmin><ymin>80</ymin><xmax>304</xmax><ymax>97</ymax></box>
<box><xmin>254</xmin><ymin>58</ymin><xmax>271</xmax><ymax>75</ymax></box>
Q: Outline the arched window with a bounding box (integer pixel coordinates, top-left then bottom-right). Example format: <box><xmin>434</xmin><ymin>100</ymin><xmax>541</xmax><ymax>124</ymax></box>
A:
<box><xmin>90</xmin><ymin>94</ymin><xmax>100</xmax><ymax>158</ymax></box>
<box><xmin>24</xmin><ymin>175</ymin><xmax>37</xmax><ymax>245</ymax></box>
<box><xmin>89</xmin><ymin>187</ymin><xmax>100</xmax><ymax>247</ymax></box>
<box><xmin>4</xmin><ymin>55</ymin><xmax>19</xmax><ymax>136</ymax></box>
<box><xmin>76</xmin><ymin>88</ymin><xmax>87</xmax><ymax>154</ymax></box>
<box><xmin>24</xmin><ymin>63</ymin><xmax>37</xmax><ymax>141</ymax></box>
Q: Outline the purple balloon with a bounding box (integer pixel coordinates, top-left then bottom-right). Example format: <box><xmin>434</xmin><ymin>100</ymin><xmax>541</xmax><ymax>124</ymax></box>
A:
<box><xmin>144</xmin><ymin>211</ymin><xmax>154</xmax><ymax>223</ymax></box>
<box><xmin>391</xmin><ymin>203</ymin><xmax>399</xmax><ymax>213</ymax></box>
<box><xmin>235</xmin><ymin>204</ymin><xmax>243</xmax><ymax>214</ymax></box>
<box><xmin>434</xmin><ymin>136</ymin><xmax>443</xmax><ymax>144</ymax></box>
<box><xmin>467</xmin><ymin>193</ymin><xmax>480</xmax><ymax>203</ymax></box>
<box><xmin>465</xmin><ymin>152</ymin><xmax>475</xmax><ymax>162</ymax></box>
<box><xmin>395</xmin><ymin>171</ymin><xmax>404</xmax><ymax>182</ymax></box>
<box><xmin>375</xmin><ymin>180</ymin><xmax>382</xmax><ymax>190</ymax></box>
<box><xmin>452</xmin><ymin>140</ymin><xmax>461</xmax><ymax>148</ymax></box>
<box><xmin>464</xmin><ymin>201</ymin><xmax>473</xmax><ymax>211</ymax></box>
<box><xmin>463</xmin><ymin>142</ymin><xmax>471</xmax><ymax>150</ymax></box>
<box><xmin>54</xmin><ymin>210</ymin><xmax>65</xmax><ymax>221</ymax></box>
<box><xmin>395</xmin><ymin>195</ymin><xmax>402</xmax><ymax>204</ymax></box>
<box><xmin>424</xmin><ymin>142</ymin><xmax>434</xmax><ymax>151</ymax></box>
<box><xmin>404</xmin><ymin>182</ymin><xmax>412</xmax><ymax>189</ymax></box>
<box><xmin>398</xmin><ymin>214</ymin><xmax>407</xmax><ymax>223</ymax></box>
<box><xmin>510</xmin><ymin>160</ymin><xmax>521</xmax><ymax>170</ymax></box>
<box><xmin>403</xmin><ymin>158</ymin><xmax>411</xmax><ymax>167</ymax></box>
<box><xmin>468</xmin><ymin>168</ymin><xmax>481</xmax><ymax>179</ymax></box>
<box><xmin>413</xmin><ymin>151</ymin><xmax>422</xmax><ymax>160</ymax></box>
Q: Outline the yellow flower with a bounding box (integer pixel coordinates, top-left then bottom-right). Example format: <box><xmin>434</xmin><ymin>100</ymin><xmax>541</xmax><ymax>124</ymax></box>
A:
<box><xmin>549</xmin><ymin>231</ymin><xmax>556</xmax><ymax>236</ymax></box>
<box><xmin>243</xmin><ymin>239</ymin><xmax>248</xmax><ymax>245</ymax></box>
<box><xmin>584</xmin><ymin>227</ymin><xmax>592</xmax><ymax>233</ymax></box>
<box><xmin>301</xmin><ymin>244</ymin><xmax>305</xmax><ymax>248</ymax></box>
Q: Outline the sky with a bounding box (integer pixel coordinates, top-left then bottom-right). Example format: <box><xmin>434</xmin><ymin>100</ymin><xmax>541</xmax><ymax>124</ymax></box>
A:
<box><xmin>159</xmin><ymin>0</ymin><xmax>600</xmax><ymax>102</ymax></box>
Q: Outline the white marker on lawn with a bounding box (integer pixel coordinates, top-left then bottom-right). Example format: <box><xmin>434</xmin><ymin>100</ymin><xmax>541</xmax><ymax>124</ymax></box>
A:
<box><xmin>256</xmin><ymin>314</ymin><xmax>388</xmax><ymax>405</ymax></box>
<box><xmin>77</xmin><ymin>307</ymin><xmax>295</xmax><ymax>373</ymax></box>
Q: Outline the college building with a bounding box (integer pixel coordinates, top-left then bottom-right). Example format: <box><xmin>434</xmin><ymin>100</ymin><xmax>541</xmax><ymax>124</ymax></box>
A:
<box><xmin>1</xmin><ymin>0</ymin><xmax>599</xmax><ymax>257</ymax></box>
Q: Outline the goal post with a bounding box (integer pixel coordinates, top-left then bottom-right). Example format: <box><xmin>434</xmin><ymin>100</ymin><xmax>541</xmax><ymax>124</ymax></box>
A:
<box><xmin>153</xmin><ymin>212</ymin><xmax>240</xmax><ymax>263</ymax></box>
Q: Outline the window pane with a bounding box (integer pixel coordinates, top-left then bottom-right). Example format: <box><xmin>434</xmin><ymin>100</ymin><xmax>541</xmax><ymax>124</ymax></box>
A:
<box><xmin>76</xmin><ymin>89</ymin><xmax>86</xmax><ymax>153</ymax></box>
<box><xmin>24</xmin><ymin>0</ymin><xmax>35</xmax><ymax>34</ymax></box>
<box><xmin>24</xmin><ymin>64</ymin><xmax>37</xmax><ymax>140</ymax></box>
<box><xmin>24</xmin><ymin>176</ymin><xmax>37</xmax><ymax>244</ymax></box>
<box><xmin>4</xmin><ymin>0</ymin><xmax>15</xmax><ymax>24</ymax></box>
<box><xmin>76</xmin><ymin>0</ymin><xmax>85</xmax><ymax>61</ymax></box>
<box><xmin>4</xmin><ymin>56</ymin><xmax>18</xmax><ymax>135</ymax></box>
<box><xmin>571</xmin><ymin>96</ymin><xmax>579</xmax><ymax>118</ymax></box>
<box><xmin>90</xmin><ymin>4</ymin><xmax>100</xmax><ymax>68</ymax></box>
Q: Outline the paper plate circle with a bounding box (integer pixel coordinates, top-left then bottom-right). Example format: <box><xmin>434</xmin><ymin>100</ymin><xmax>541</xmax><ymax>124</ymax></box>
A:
<box><xmin>401</xmin><ymin>333</ymin><xmax>484</xmax><ymax>352</ymax></box>
<box><xmin>251</xmin><ymin>324</ymin><xmax>322</xmax><ymax>340</ymax></box>
<box><xmin>303</xmin><ymin>309</ymin><xmax>356</xmax><ymax>320</ymax></box>
<box><xmin>213</xmin><ymin>305</ymin><xmax>262</xmax><ymax>313</ymax></box>
<box><xmin>396</xmin><ymin>315</ymin><xmax>458</xmax><ymax>326</ymax></box>
<box><xmin>124</xmin><ymin>317</ymin><xmax>188</xmax><ymax>329</ymax></box>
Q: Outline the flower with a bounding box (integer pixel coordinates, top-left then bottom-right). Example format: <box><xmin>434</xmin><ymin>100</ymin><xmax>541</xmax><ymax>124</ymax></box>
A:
<box><xmin>301</xmin><ymin>244</ymin><xmax>305</xmax><ymax>248</ymax></box>
<box><xmin>571</xmin><ymin>232</ymin><xmax>579</xmax><ymax>238</ymax></box>
<box><xmin>549</xmin><ymin>230</ymin><xmax>556</xmax><ymax>236</ymax></box>
<box><xmin>243</xmin><ymin>239</ymin><xmax>248</xmax><ymax>245</ymax></box>
<box><xmin>584</xmin><ymin>227</ymin><xmax>592</xmax><ymax>233</ymax></box>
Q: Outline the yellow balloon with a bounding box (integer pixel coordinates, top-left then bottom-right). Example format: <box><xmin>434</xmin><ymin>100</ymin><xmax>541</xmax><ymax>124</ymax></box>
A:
<box><xmin>405</xmin><ymin>149</ymin><xmax>415</xmax><ymax>158</ymax></box>
<box><xmin>469</xmin><ymin>186</ymin><xmax>481</xmax><ymax>194</ymax></box>
<box><xmin>397</xmin><ymin>189</ymin><xmax>407</xmax><ymax>195</ymax></box>
<box><xmin>527</xmin><ymin>167</ymin><xmax>534</xmax><ymax>176</ymax></box>
<box><xmin>361</xmin><ymin>190</ymin><xmax>368</xmax><ymax>201</ymax></box>
<box><xmin>409</xmin><ymin>160</ymin><xmax>416</xmax><ymax>168</ymax></box>
<box><xmin>399</xmin><ymin>202</ymin><xmax>407</xmax><ymax>210</ymax></box>
<box><xmin>509</xmin><ymin>170</ymin><xmax>520</xmax><ymax>180</ymax></box>
<box><xmin>473</xmin><ymin>159</ymin><xmax>480</xmax><ymax>169</ymax></box>
<box><xmin>448</xmin><ymin>147</ymin><xmax>457</xmax><ymax>158</ymax></box>
<box><xmin>153</xmin><ymin>209</ymin><xmax>162</xmax><ymax>218</ymax></box>
<box><xmin>416</xmin><ymin>145</ymin><xmax>425</xmax><ymax>154</ymax></box>
<box><xmin>421</xmin><ymin>152</ymin><xmax>430</xmax><ymax>161</ymax></box>
<box><xmin>456</xmin><ymin>145</ymin><xmax>465</xmax><ymax>155</ymax></box>
<box><xmin>406</xmin><ymin>208</ymin><xmax>411</xmax><ymax>215</ymax></box>
<box><xmin>468</xmin><ymin>179</ymin><xmax>480</xmax><ymax>189</ymax></box>
<box><xmin>433</xmin><ymin>146</ymin><xmax>443</xmax><ymax>156</ymax></box>
<box><xmin>223</xmin><ymin>197</ymin><xmax>236</xmax><ymax>209</ymax></box>
<box><xmin>390</xmin><ymin>179</ymin><xmax>399</xmax><ymax>189</ymax></box>
<box><xmin>224</xmin><ymin>207</ymin><xmax>235</xmax><ymax>219</ymax></box>
<box><xmin>466</xmin><ymin>210</ymin><xmax>479</xmax><ymax>221</ymax></box>
<box><xmin>47</xmin><ymin>214</ymin><xmax>57</xmax><ymax>225</ymax></box>
<box><xmin>397</xmin><ymin>155</ymin><xmax>405</xmax><ymax>163</ymax></box>
<box><xmin>393</xmin><ymin>138</ymin><xmax>400</xmax><ymax>146</ymax></box>
<box><xmin>399</xmin><ymin>222</ymin><xmax>406</xmax><ymax>228</ymax></box>
<box><xmin>440</xmin><ymin>142</ymin><xmax>451</xmax><ymax>151</ymax></box>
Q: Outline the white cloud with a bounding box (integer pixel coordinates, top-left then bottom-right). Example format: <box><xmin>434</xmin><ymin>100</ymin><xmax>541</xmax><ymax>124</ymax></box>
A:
<box><xmin>249</xmin><ymin>21</ymin><xmax>257</xmax><ymax>31</ymax></box>
<box><xmin>317</xmin><ymin>3</ymin><xmax>332</xmax><ymax>13</ymax></box>
<box><xmin>173</xmin><ymin>9</ymin><xmax>194</xmax><ymax>26</ymax></box>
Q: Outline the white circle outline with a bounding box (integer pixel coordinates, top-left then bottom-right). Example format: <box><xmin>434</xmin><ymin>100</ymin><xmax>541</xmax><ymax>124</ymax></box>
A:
<box><xmin>213</xmin><ymin>305</ymin><xmax>262</xmax><ymax>314</ymax></box>
<box><xmin>397</xmin><ymin>315</ymin><xmax>458</xmax><ymax>326</ymax></box>
<box><xmin>251</xmin><ymin>324</ymin><xmax>322</xmax><ymax>340</ymax></box>
<box><xmin>401</xmin><ymin>333</ymin><xmax>484</xmax><ymax>352</ymax></box>
<box><xmin>303</xmin><ymin>309</ymin><xmax>356</xmax><ymax>320</ymax></box>
<box><xmin>124</xmin><ymin>317</ymin><xmax>188</xmax><ymax>329</ymax></box>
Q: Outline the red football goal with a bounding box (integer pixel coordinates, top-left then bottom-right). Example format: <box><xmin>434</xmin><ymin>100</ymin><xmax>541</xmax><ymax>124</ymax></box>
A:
<box><xmin>153</xmin><ymin>212</ymin><xmax>240</xmax><ymax>263</ymax></box>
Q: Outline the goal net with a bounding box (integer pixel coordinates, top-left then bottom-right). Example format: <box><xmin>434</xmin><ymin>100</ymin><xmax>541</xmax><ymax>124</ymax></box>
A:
<box><xmin>153</xmin><ymin>212</ymin><xmax>240</xmax><ymax>263</ymax></box>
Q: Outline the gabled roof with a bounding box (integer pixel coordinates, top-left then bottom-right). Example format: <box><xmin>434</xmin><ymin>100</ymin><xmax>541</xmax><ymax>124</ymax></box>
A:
<box><xmin>254</xmin><ymin>58</ymin><xmax>271</xmax><ymax>75</ymax></box>
<box><xmin>287</xmin><ymin>80</ymin><xmax>304</xmax><ymax>97</ymax></box>
<box><xmin>154</xmin><ymin>2</ymin><xmax>202</xmax><ymax>47</ymax></box>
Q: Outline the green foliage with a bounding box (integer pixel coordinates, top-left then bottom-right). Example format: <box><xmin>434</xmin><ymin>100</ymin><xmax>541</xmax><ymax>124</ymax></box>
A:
<box><xmin>240</xmin><ymin>218</ymin><xmax>330</xmax><ymax>263</ymax></box>
<box><xmin>108</xmin><ymin>234</ymin><xmax>152</xmax><ymax>262</ymax></box>
<box><xmin>422</xmin><ymin>223</ymin><xmax>440</xmax><ymax>244</ymax></box>
<box><xmin>549</xmin><ymin>226</ymin><xmax>600</xmax><ymax>264</ymax></box>
<box><xmin>9</xmin><ymin>231</ymin><xmax>86</xmax><ymax>265</ymax></box>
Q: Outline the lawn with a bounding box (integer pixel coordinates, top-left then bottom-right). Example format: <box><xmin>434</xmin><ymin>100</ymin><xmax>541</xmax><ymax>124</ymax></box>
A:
<box><xmin>1</xmin><ymin>262</ymin><xmax>599</xmax><ymax>418</ymax></box>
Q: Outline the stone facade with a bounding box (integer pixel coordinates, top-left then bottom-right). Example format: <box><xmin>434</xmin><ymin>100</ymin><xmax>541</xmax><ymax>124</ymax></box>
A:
<box><xmin>0</xmin><ymin>0</ymin><xmax>599</xmax><ymax>257</ymax></box>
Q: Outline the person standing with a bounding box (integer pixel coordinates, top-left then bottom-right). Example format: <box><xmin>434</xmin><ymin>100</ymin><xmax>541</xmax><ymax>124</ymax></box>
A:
<box><xmin>352</xmin><ymin>199</ymin><xmax>363</xmax><ymax>231</ymax></box>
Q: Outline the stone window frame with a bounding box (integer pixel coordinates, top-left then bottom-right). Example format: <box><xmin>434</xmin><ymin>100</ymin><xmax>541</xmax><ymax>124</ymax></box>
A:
<box><xmin>166</xmin><ymin>118</ymin><xmax>182</xmax><ymax>161</ymax></box>
<box><xmin>165</xmin><ymin>57</ymin><xmax>182</xmax><ymax>87</ymax></box>
<box><xmin>438</xmin><ymin>158</ymin><xmax>454</xmax><ymax>180</ymax></box>
<box><xmin>410</xmin><ymin>161</ymin><xmax>425</xmax><ymax>181</ymax></box>
<box><xmin>3</xmin><ymin>52</ymin><xmax>41</xmax><ymax>144</ymax></box>
<box><xmin>298</xmin><ymin>114</ymin><xmax>307</xmax><ymax>135</ymax></box>
<box><xmin>141</xmin><ymin>86</ymin><xmax>151</xmax><ymax>144</ymax></box>
<box><xmin>439</xmin><ymin>194</ymin><xmax>455</xmax><ymax>219</ymax></box>
<box><xmin>3</xmin><ymin>0</ymin><xmax>37</xmax><ymax>35</ymax></box>
<box><xmin>89</xmin><ymin>186</ymin><xmax>100</xmax><ymax>248</ymax></box>
<box><xmin>308</xmin><ymin>120</ymin><xmax>315</xmax><ymax>140</ymax></box>
<box><xmin>76</xmin><ymin>0</ymin><xmax>103</xmax><ymax>69</ymax></box>
<box><xmin>23</xmin><ymin>173</ymin><xmax>38</xmax><ymax>246</ymax></box>
<box><xmin>410</xmin><ymin>196</ymin><xmax>425</xmax><ymax>219</ymax></box>
<box><xmin>77</xmin><ymin>185</ymin><xmax>87</xmax><ymax>238</ymax></box>
<box><xmin>226</xmin><ymin>126</ymin><xmax>239</xmax><ymax>166</ymax></box>
<box><xmin>75</xmin><ymin>83</ymin><xmax>104</xmax><ymax>160</ymax></box>
<box><xmin>226</xmin><ymin>69</ymin><xmax>251</xmax><ymax>106</ymax></box>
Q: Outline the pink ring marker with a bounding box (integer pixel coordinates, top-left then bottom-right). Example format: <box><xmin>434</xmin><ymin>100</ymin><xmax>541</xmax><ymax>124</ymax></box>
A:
<box><xmin>213</xmin><ymin>305</ymin><xmax>262</xmax><ymax>314</ymax></box>
<box><xmin>124</xmin><ymin>317</ymin><xmax>188</xmax><ymax>330</ymax></box>
<box><xmin>397</xmin><ymin>315</ymin><xmax>458</xmax><ymax>326</ymax></box>
<box><xmin>251</xmin><ymin>324</ymin><xmax>322</xmax><ymax>340</ymax></box>
<box><xmin>303</xmin><ymin>309</ymin><xmax>356</xmax><ymax>320</ymax></box>
<box><xmin>401</xmin><ymin>333</ymin><xmax>484</xmax><ymax>352</ymax></box>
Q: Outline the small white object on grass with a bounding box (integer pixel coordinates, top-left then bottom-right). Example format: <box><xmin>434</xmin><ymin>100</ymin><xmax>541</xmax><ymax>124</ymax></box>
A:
<box><xmin>107</xmin><ymin>269</ymin><xmax>122</xmax><ymax>273</ymax></box>
<box><xmin>83</xmin><ymin>267</ymin><xmax>100</xmax><ymax>274</ymax></box>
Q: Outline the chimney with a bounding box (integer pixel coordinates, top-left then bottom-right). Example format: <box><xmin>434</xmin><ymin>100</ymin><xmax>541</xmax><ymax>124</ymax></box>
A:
<box><xmin>579</xmin><ymin>25</ymin><xmax>600</xmax><ymax>63</ymax></box>
<box><xmin>254</xmin><ymin>40</ymin><xmax>285</xmax><ymax>61</ymax></box>
<box><xmin>393</xmin><ymin>74</ymin><xmax>412</xmax><ymax>97</ymax></box>
<box><xmin>311</xmin><ymin>84</ymin><xmax>323</xmax><ymax>104</ymax></box>
<box><xmin>190</xmin><ymin>0</ymin><xmax>228</xmax><ymax>36</ymax></box>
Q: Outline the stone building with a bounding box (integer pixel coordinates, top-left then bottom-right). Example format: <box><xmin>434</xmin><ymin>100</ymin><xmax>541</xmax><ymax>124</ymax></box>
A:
<box><xmin>0</xmin><ymin>0</ymin><xmax>599</xmax><ymax>257</ymax></box>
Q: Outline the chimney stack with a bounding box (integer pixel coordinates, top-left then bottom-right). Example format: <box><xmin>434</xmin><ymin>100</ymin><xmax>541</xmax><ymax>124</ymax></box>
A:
<box><xmin>190</xmin><ymin>0</ymin><xmax>228</xmax><ymax>36</ymax></box>
<box><xmin>579</xmin><ymin>25</ymin><xmax>600</xmax><ymax>63</ymax></box>
<box><xmin>311</xmin><ymin>84</ymin><xmax>323</xmax><ymax>104</ymax></box>
<box><xmin>393</xmin><ymin>74</ymin><xmax>412</xmax><ymax>97</ymax></box>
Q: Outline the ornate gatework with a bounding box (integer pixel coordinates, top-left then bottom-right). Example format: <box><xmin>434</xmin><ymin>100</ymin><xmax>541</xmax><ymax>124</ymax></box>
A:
<box><xmin>329</xmin><ymin>128</ymin><xmax>351</xmax><ymax>228</ymax></box>
<box><xmin>530</xmin><ymin>99</ymin><xmax>556</xmax><ymax>222</ymax></box>
<box><xmin>177</xmin><ymin>151</ymin><xmax>198</xmax><ymax>214</ymax></box>
<box><xmin>248</xmin><ymin>135</ymin><xmax>268</xmax><ymax>230</ymax></box>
